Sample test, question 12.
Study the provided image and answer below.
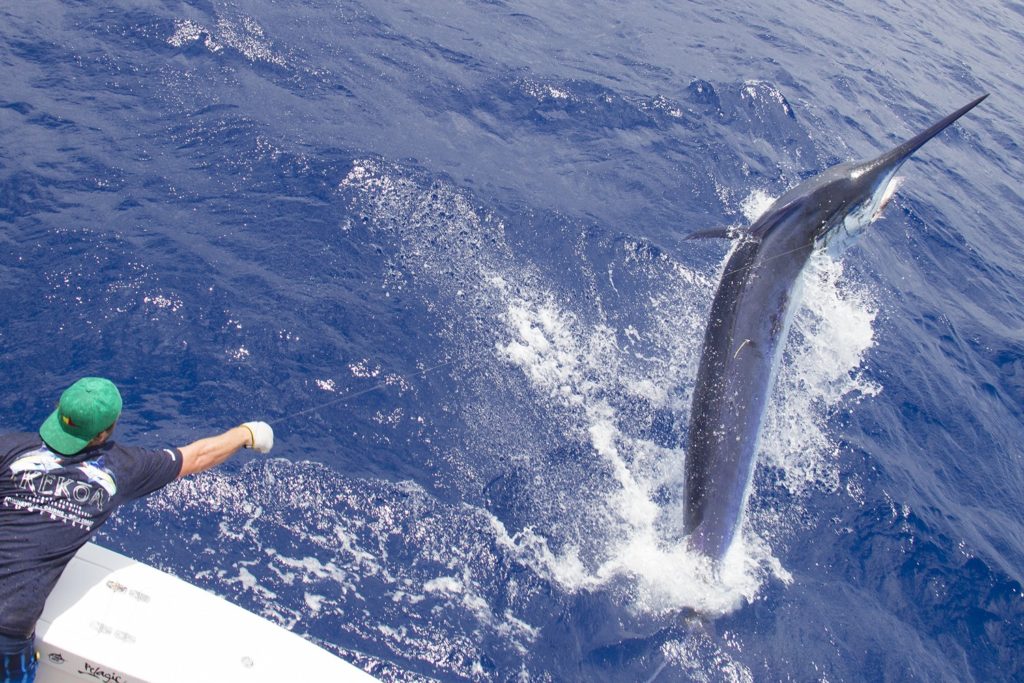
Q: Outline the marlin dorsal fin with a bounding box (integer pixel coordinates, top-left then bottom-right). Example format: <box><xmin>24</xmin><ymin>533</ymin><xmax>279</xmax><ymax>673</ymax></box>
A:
<box><xmin>686</xmin><ymin>226</ymin><xmax>758</xmax><ymax>242</ymax></box>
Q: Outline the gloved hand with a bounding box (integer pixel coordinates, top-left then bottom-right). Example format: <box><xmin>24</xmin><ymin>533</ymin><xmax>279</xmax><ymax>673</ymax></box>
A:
<box><xmin>241</xmin><ymin>421</ymin><xmax>274</xmax><ymax>453</ymax></box>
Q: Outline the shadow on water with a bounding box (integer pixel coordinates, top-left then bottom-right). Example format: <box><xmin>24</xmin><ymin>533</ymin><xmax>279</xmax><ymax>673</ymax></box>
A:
<box><xmin>536</xmin><ymin>589</ymin><xmax>710</xmax><ymax>682</ymax></box>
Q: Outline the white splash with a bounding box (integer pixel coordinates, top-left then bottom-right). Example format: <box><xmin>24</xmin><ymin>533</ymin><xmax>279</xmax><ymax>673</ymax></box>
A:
<box><xmin>142</xmin><ymin>293</ymin><xmax>183</xmax><ymax>312</ymax></box>
<box><xmin>740</xmin><ymin>189</ymin><xmax>776</xmax><ymax>222</ymax></box>
<box><xmin>167</xmin><ymin>15</ymin><xmax>288</xmax><ymax>67</ymax></box>
<box><xmin>741</xmin><ymin>80</ymin><xmax>795</xmax><ymax>118</ymax></box>
<box><xmin>226</xmin><ymin>346</ymin><xmax>250</xmax><ymax>361</ymax></box>
<box><xmin>314</xmin><ymin>378</ymin><xmax>336</xmax><ymax>392</ymax></box>
<box><xmin>340</xmin><ymin>165</ymin><xmax>879</xmax><ymax>619</ymax></box>
<box><xmin>760</xmin><ymin>252</ymin><xmax>879</xmax><ymax>498</ymax></box>
<box><xmin>490</xmin><ymin>285</ymin><xmax>773</xmax><ymax>615</ymax></box>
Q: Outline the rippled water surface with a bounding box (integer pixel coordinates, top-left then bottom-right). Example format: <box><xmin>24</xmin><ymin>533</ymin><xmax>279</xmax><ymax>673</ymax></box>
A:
<box><xmin>1</xmin><ymin>1</ymin><xmax>1022</xmax><ymax>680</ymax></box>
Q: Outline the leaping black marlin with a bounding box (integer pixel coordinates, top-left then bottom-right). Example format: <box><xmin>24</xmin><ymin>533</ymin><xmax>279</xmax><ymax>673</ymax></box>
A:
<box><xmin>684</xmin><ymin>95</ymin><xmax>988</xmax><ymax>561</ymax></box>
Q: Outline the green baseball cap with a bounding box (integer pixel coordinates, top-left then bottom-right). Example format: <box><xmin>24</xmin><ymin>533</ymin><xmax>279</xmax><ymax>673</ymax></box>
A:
<box><xmin>39</xmin><ymin>377</ymin><xmax>123</xmax><ymax>455</ymax></box>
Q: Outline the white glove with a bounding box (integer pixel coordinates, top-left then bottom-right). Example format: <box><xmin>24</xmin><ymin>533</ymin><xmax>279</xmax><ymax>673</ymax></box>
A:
<box><xmin>242</xmin><ymin>421</ymin><xmax>274</xmax><ymax>453</ymax></box>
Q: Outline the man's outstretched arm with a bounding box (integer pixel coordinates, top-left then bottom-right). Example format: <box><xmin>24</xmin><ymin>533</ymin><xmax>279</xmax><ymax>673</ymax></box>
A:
<box><xmin>178</xmin><ymin>422</ymin><xmax>273</xmax><ymax>478</ymax></box>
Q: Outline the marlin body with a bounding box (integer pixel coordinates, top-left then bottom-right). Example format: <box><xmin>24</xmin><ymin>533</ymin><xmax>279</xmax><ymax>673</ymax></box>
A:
<box><xmin>684</xmin><ymin>95</ymin><xmax>987</xmax><ymax>560</ymax></box>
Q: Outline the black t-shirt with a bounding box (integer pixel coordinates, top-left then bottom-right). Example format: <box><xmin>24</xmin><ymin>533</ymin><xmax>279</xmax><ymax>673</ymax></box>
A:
<box><xmin>0</xmin><ymin>432</ymin><xmax>182</xmax><ymax>638</ymax></box>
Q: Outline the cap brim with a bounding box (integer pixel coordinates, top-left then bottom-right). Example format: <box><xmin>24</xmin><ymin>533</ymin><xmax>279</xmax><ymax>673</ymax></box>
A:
<box><xmin>39</xmin><ymin>409</ymin><xmax>90</xmax><ymax>456</ymax></box>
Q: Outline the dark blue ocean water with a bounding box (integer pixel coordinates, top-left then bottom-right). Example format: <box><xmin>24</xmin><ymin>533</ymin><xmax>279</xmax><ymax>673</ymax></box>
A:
<box><xmin>2</xmin><ymin>1</ymin><xmax>1022</xmax><ymax>680</ymax></box>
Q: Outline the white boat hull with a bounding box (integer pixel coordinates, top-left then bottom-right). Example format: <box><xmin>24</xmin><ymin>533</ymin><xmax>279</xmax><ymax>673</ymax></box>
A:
<box><xmin>35</xmin><ymin>543</ymin><xmax>379</xmax><ymax>683</ymax></box>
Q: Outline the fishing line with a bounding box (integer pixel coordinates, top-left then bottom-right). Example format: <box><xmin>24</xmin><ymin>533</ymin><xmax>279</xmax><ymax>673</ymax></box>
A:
<box><xmin>271</xmin><ymin>223</ymin><xmax>840</xmax><ymax>427</ymax></box>
<box><xmin>270</xmin><ymin>237</ymin><xmax>821</xmax><ymax>426</ymax></box>
<box><xmin>713</xmin><ymin>234</ymin><xmax>821</xmax><ymax>281</ymax></box>
<box><xmin>268</xmin><ymin>358</ymin><xmax>455</xmax><ymax>426</ymax></box>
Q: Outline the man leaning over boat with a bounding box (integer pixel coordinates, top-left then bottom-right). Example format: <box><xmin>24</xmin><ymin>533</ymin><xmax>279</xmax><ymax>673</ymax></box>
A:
<box><xmin>0</xmin><ymin>377</ymin><xmax>273</xmax><ymax>683</ymax></box>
